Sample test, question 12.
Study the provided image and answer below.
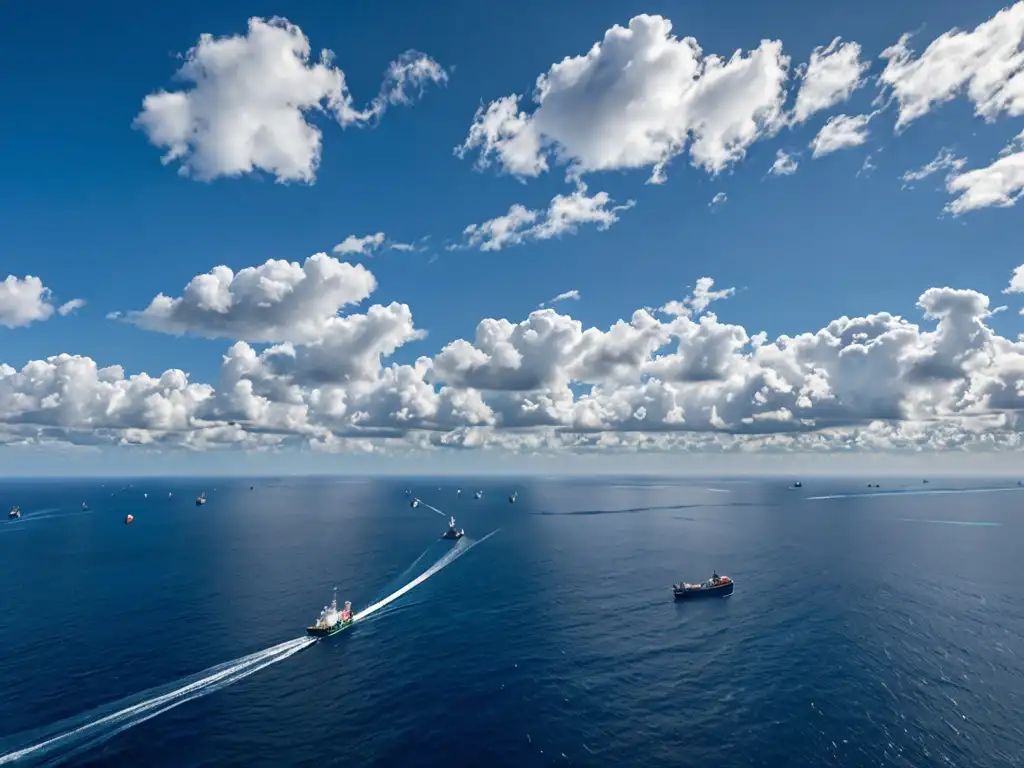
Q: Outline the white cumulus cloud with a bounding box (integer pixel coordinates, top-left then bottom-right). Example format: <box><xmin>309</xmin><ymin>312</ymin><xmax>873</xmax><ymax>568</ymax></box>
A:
<box><xmin>769</xmin><ymin>149</ymin><xmax>799</xmax><ymax>176</ymax></box>
<box><xmin>810</xmin><ymin>113</ymin><xmax>873</xmax><ymax>158</ymax></box>
<box><xmin>4</xmin><ymin>259</ymin><xmax>1024</xmax><ymax>461</ymax></box>
<box><xmin>58</xmin><ymin>298</ymin><xmax>87</xmax><ymax>316</ymax></box>
<box><xmin>133</xmin><ymin>16</ymin><xmax>446</xmax><ymax>184</ymax></box>
<box><xmin>792</xmin><ymin>38</ymin><xmax>870</xmax><ymax>123</ymax></box>
<box><xmin>539</xmin><ymin>289</ymin><xmax>580</xmax><ymax>308</ymax></box>
<box><xmin>945</xmin><ymin>146</ymin><xmax>1024</xmax><ymax>214</ymax></box>
<box><xmin>900</xmin><ymin>147</ymin><xmax>967</xmax><ymax>188</ymax></box>
<box><xmin>659</xmin><ymin>277</ymin><xmax>735</xmax><ymax>317</ymax></box>
<box><xmin>0</xmin><ymin>275</ymin><xmax>83</xmax><ymax>329</ymax></box>
<box><xmin>333</xmin><ymin>233</ymin><xmax>386</xmax><ymax>256</ymax></box>
<box><xmin>879</xmin><ymin>2</ymin><xmax>1024</xmax><ymax>131</ymax></box>
<box><xmin>456</xmin><ymin>14</ymin><xmax>790</xmax><ymax>183</ymax></box>
<box><xmin>456</xmin><ymin>184</ymin><xmax>634</xmax><ymax>251</ymax></box>
<box><xmin>1007</xmin><ymin>265</ymin><xmax>1024</xmax><ymax>295</ymax></box>
<box><xmin>123</xmin><ymin>253</ymin><xmax>378</xmax><ymax>343</ymax></box>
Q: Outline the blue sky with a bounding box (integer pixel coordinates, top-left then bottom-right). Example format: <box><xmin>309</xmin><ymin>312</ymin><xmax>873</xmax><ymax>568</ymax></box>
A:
<box><xmin>1</xmin><ymin>0</ymin><xmax>1024</xmax><ymax>475</ymax></box>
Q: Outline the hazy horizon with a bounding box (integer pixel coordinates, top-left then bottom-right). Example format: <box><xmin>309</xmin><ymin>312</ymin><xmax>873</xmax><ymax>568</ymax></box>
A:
<box><xmin>2</xmin><ymin>446</ymin><xmax>1022</xmax><ymax>479</ymax></box>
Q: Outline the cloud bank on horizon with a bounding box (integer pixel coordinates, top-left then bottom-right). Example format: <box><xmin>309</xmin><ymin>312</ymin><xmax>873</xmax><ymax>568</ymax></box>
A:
<box><xmin>3</xmin><ymin>4</ymin><xmax>1024</xmax><ymax>461</ymax></box>
<box><xmin>2</xmin><ymin>254</ymin><xmax>1024</xmax><ymax>458</ymax></box>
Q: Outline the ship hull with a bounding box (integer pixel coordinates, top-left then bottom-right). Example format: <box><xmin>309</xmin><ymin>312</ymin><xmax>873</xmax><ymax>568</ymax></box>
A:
<box><xmin>307</xmin><ymin>619</ymin><xmax>354</xmax><ymax>638</ymax></box>
<box><xmin>674</xmin><ymin>582</ymin><xmax>734</xmax><ymax>600</ymax></box>
<box><xmin>441</xmin><ymin>531</ymin><xmax>464</xmax><ymax>540</ymax></box>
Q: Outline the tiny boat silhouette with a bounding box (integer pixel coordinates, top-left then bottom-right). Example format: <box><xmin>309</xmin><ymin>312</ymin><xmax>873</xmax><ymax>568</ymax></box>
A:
<box><xmin>8</xmin><ymin>505</ymin><xmax>20</xmax><ymax>519</ymax></box>
<box><xmin>125</xmin><ymin>514</ymin><xmax>134</xmax><ymax>525</ymax></box>
<box><xmin>81</xmin><ymin>502</ymin><xmax>89</xmax><ymax>511</ymax></box>
<box><xmin>509</xmin><ymin>491</ymin><xmax>518</xmax><ymax>504</ymax></box>
<box><xmin>474</xmin><ymin>490</ymin><xmax>483</xmax><ymax>500</ymax></box>
<box><xmin>196</xmin><ymin>492</ymin><xmax>207</xmax><ymax>506</ymax></box>
<box><xmin>673</xmin><ymin>572</ymin><xmax>733</xmax><ymax>600</ymax></box>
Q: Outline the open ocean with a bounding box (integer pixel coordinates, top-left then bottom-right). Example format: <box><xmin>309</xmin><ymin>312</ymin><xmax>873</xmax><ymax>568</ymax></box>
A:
<box><xmin>1</xmin><ymin>476</ymin><xmax>1023</xmax><ymax>767</ymax></box>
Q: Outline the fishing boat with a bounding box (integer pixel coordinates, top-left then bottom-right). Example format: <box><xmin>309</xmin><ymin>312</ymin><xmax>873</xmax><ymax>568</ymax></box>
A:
<box><xmin>196</xmin><ymin>492</ymin><xmax>207</xmax><ymax>506</ymax></box>
<box><xmin>441</xmin><ymin>515</ymin><xmax>464</xmax><ymax>540</ymax></box>
<box><xmin>474</xmin><ymin>490</ymin><xmax>483</xmax><ymax>500</ymax></box>
<box><xmin>82</xmin><ymin>501</ymin><xmax>89</xmax><ymax>511</ymax></box>
<box><xmin>306</xmin><ymin>588</ymin><xmax>354</xmax><ymax>638</ymax></box>
<box><xmin>125</xmin><ymin>514</ymin><xmax>134</xmax><ymax>525</ymax></box>
<box><xmin>509</xmin><ymin>491</ymin><xmax>518</xmax><ymax>504</ymax></box>
<box><xmin>673</xmin><ymin>572</ymin><xmax>734</xmax><ymax>600</ymax></box>
<box><xmin>8</xmin><ymin>505</ymin><xmax>20</xmax><ymax>519</ymax></box>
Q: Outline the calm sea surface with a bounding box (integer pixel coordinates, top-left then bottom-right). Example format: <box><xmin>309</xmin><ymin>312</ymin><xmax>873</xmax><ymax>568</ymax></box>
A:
<box><xmin>1</xmin><ymin>476</ymin><xmax>1023</xmax><ymax>767</ymax></box>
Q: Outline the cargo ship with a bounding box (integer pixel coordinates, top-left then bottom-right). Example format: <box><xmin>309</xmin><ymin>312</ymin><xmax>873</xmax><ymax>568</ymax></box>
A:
<box><xmin>441</xmin><ymin>515</ymin><xmax>464</xmax><ymax>540</ymax></box>
<box><xmin>306</xmin><ymin>588</ymin><xmax>354</xmax><ymax>638</ymax></box>
<box><xmin>673</xmin><ymin>572</ymin><xmax>733</xmax><ymax>599</ymax></box>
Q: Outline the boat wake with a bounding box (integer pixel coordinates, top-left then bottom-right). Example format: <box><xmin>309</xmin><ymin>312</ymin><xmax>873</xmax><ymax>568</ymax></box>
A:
<box><xmin>0</xmin><ymin>529</ymin><xmax>498</xmax><ymax>765</ymax></box>
<box><xmin>806</xmin><ymin>486</ymin><xmax>1024</xmax><ymax>501</ymax></box>
<box><xmin>410</xmin><ymin>497</ymin><xmax>447</xmax><ymax>517</ymax></box>
<box><xmin>354</xmin><ymin>529</ymin><xmax>498</xmax><ymax>621</ymax></box>
<box><xmin>0</xmin><ymin>637</ymin><xmax>313</xmax><ymax>766</ymax></box>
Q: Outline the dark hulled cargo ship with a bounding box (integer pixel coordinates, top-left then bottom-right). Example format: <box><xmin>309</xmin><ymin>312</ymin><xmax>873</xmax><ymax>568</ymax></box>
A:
<box><xmin>306</xmin><ymin>588</ymin><xmax>354</xmax><ymax>638</ymax></box>
<box><xmin>441</xmin><ymin>515</ymin><xmax>464</xmax><ymax>540</ymax></box>
<box><xmin>673</xmin><ymin>572</ymin><xmax>734</xmax><ymax>599</ymax></box>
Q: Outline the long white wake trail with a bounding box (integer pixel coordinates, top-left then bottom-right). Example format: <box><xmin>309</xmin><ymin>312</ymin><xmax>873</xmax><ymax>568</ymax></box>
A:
<box><xmin>0</xmin><ymin>637</ymin><xmax>313</xmax><ymax>765</ymax></box>
<box><xmin>354</xmin><ymin>529</ymin><xmax>498</xmax><ymax>621</ymax></box>
<box><xmin>0</xmin><ymin>529</ymin><xmax>498</xmax><ymax>765</ymax></box>
<box><xmin>412</xmin><ymin>497</ymin><xmax>447</xmax><ymax>517</ymax></box>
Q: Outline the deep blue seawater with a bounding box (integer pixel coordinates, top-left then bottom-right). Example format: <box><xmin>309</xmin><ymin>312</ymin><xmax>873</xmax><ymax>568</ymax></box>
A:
<box><xmin>2</xmin><ymin>476</ymin><xmax>1024</xmax><ymax>767</ymax></box>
